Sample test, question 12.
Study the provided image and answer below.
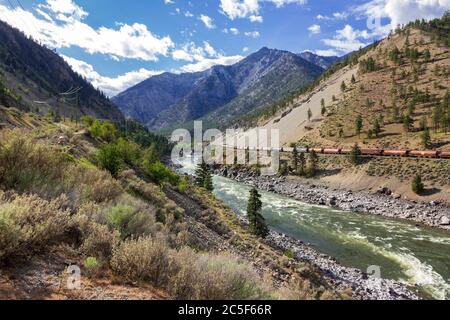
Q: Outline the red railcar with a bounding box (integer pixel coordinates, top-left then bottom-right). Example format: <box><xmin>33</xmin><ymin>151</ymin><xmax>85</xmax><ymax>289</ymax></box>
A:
<box><xmin>323</xmin><ymin>148</ymin><xmax>341</xmax><ymax>154</ymax></box>
<box><xmin>439</xmin><ymin>151</ymin><xmax>450</xmax><ymax>159</ymax></box>
<box><xmin>340</xmin><ymin>148</ymin><xmax>352</xmax><ymax>155</ymax></box>
<box><xmin>383</xmin><ymin>150</ymin><xmax>409</xmax><ymax>157</ymax></box>
<box><xmin>361</xmin><ymin>148</ymin><xmax>383</xmax><ymax>156</ymax></box>
<box><xmin>410</xmin><ymin>150</ymin><xmax>438</xmax><ymax>158</ymax></box>
<box><xmin>311</xmin><ymin>148</ymin><xmax>324</xmax><ymax>154</ymax></box>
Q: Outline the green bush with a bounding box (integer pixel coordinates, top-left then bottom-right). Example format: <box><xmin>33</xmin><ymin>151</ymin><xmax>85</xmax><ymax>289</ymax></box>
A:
<box><xmin>111</xmin><ymin>236</ymin><xmax>171</xmax><ymax>287</ymax></box>
<box><xmin>0</xmin><ymin>192</ymin><xmax>72</xmax><ymax>261</ymax></box>
<box><xmin>143</xmin><ymin>161</ymin><xmax>179</xmax><ymax>186</ymax></box>
<box><xmin>97</xmin><ymin>144</ymin><xmax>123</xmax><ymax>177</ymax></box>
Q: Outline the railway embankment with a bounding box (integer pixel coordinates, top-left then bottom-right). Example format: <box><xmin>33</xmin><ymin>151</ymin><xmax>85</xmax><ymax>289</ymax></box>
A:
<box><xmin>214</xmin><ymin>165</ymin><xmax>450</xmax><ymax>231</ymax></box>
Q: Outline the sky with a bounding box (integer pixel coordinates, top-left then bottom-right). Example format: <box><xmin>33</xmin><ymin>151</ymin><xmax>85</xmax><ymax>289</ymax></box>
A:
<box><xmin>0</xmin><ymin>0</ymin><xmax>449</xmax><ymax>97</ymax></box>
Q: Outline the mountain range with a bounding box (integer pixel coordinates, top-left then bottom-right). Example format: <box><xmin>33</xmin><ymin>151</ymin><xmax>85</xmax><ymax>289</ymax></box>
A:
<box><xmin>113</xmin><ymin>49</ymin><xmax>336</xmax><ymax>130</ymax></box>
<box><xmin>0</xmin><ymin>21</ymin><xmax>123</xmax><ymax>122</ymax></box>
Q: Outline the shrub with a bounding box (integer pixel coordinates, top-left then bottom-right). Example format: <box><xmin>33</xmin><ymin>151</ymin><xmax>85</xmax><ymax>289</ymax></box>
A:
<box><xmin>84</xmin><ymin>257</ymin><xmax>99</xmax><ymax>269</ymax></box>
<box><xmin>143</xmin><ymin>161</ymin><xmax>179</xmax><ymax>186</ymax></box>
<box><xmin>75</xmin><ymin>211</ymin><xmax>119</xmax><ymax>262</ymax></box>
<box><xmin>111</xmin><ymin>236</ymin><xmax>171</xmax><ymax>287</ymax></box>
<box><xmin>97</xmin><ymin>144</ymin><xmax>123</xmax><ymax>177</ymax></box>
<box><xmin>0</xmin><ymin>130</ymin><xmax>67</xmax><ymax>195</ymax></box>
<box><xmin>169</xmin><ymin>249</ymin><xmax>270</xmax><ymax>300</ymax></box>
<box><xmin>0</xmin><ymin>193</ymin><xmax>72</xmax><ymax>261</ymax></box>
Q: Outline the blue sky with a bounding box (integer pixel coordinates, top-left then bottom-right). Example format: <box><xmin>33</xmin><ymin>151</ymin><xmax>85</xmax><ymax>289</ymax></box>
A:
<box><xmin>0</xmin><ymin>0</ymin><xmax>449</xmax><ymax>96</ymax></box>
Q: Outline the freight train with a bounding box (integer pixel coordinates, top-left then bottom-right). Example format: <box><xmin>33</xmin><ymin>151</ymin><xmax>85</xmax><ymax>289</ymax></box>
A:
<box><xmin>226</xmin><ymin>146</ymin><xmax>450</xmax><ymax>159</ymax></box>
<box><xmin>279</xmin><ymin>147</ymin><xmax>450</xmax><ymax>159</ymax></box>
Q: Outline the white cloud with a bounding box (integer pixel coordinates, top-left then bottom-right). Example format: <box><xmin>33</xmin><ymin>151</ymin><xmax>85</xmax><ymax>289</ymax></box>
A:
<box><xmin>354</xmin><ymin>0</ymin><xmax>450</xmax><ymax>31</ymax></box>
<box><xmin>164</xmin><ymin>0</ymin><xmax>175</xmax><ymax>4</ymax></box>
<box><xmin>172</xmin><ymin>41</ymin><xmax>219</xmax><ymax>62</ymax></box>
<box><xmin>249</xmin><ymin>15</ymin><xmax>263</xmax><ymax>22</ymax></box>
<box><xmin>243</xmin><ymin>47</ymin><xmax>250</xmax><ymax>52</ymax></box>
<box><xmin>61</xmin><ymin>55</ymin><xmax>162</xmax><ymax>96</ymax></box>
<box><xmin>321</xmin><ymin>25</ymin><xmax>370</xmax><ymax>54</ymax></box>
<box><xmin>219</xmin><ymin>0</ymin><xmax>306</xmax><ymax>21</ymax></box>
<box><xmin>0</xmin><ymin>1</ymin><xmax>174</xmax><ymax>62</ymax></box>
<box><xmin>308</xmin><ymin>24</ymin><xmax>321</xmax><ymax>34</ymax></box>
<box><xmin>314</xmin><ymin>49</ymin><xmax>339</xmax><ymax>57</ymax></box>
<box><xmin>229</xmin><ymin>27</ymin><xmax>240</xmax><ymax>34</ymax></box>
<box><xmin>199</xmin><ymin>14</ymin><xmax>216</xmax><ymax>29</ymax></box>
<box><xmin>177</xmin><ymin>55</ymin><xmax>244</xmax><ymax>73</ymax></box>
<box><xmin>244</xmin><ymin>31</ymin><xmax>260</xmax><ymax>38</ymax></box>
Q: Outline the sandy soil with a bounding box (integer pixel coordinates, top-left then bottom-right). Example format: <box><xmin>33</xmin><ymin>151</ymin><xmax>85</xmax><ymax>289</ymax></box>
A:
<box><xmin>261</xmin><ymin>65</ymin><xmax>358</xmax><ymax>146</ymax></box>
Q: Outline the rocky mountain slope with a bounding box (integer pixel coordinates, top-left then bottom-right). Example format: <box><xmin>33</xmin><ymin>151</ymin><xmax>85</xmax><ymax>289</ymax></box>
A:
<box><xmin>113</xmin><ymin>47</ymin><xmax>324</xmax><ymax>130</ymax></box>
<box><xmin>298</xmin><ymin>52</ymin><xmax>339</xmax><ymax>69</ymax></box>
<box><xmin>0</xmin><ymin>21</ymin><xmax>123</xmax><ymax>122</ymax></box>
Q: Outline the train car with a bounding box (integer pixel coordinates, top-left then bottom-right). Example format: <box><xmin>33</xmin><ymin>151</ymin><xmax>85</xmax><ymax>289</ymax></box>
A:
<box><xmin>283</xmin><ymin>147</ymin><xmax>294</xmax><ymax>153</ymax></box>
<box><xmin>439</xmin><ymin>151</ymin><xmax>450</xmax><ymax>159</ymax></box>
<box><xmin>297</xmin><ymin>147</ymin><xmax>309</xmax><ymax>153</ymax></box>
<box><xmin>323</xmin><ymin>148</ymin><xmax>342</xmax><ymax>154</ymax></box>
<box><xmin>409</xmin><ymin>150</ymin><xmax>438</xmax><ymax>158</ymax></box>
<box><xmin>361</xmin><ymin>149</ymin><xmax>383</xmax><ymax>156</ymax></box>
<box><xmin>340</xmin><ymin>148</ymin><xmax>352</xmax><ymax>155</ymax></box>
<box><xmin>383</xmin><ymin>150</ymin><xmax>409</xmax><ymax>157</ymax></box>
<box><xmin>311</xmin><ymin>148</ymin><xmax>324</xmax><ymax>154</ymax></box>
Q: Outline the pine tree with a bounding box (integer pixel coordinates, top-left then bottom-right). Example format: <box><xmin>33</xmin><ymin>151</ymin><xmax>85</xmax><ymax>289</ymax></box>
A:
<box><xmin>341</xmin><ymin>81</ymin><xmax>347</xmax><ymax>92</ymax></box>
<box><xmin>247</xmin><ymin>188</ymin><xmax>268</xmax><ymax>238</ymax></box>
<box><xmin>351</xmin><ymin>74</ymin><xmax>356</xmax><ymax>84</ymax></box>
<box><xmin>422</xmin><ymin>128</ymin><xmax>432</xmax><ymax>149</ymax></box>
<box><xmin>412</xmin><ymin>175</ymin><xmax>424</xmax><ymax>194</ymax></box>
<box><xmin>355</xmin><ymin>115</ymin><xmax>363</xmax><ymax>137</ymax></box>
<box><xmin>307</xmin><ymin>150</ymin><xmax>319</xmax><ymax>177</ymax></box>
<box><xmin>373</xmin><ymin>119</ymin><xmax>381</xmax><ymax>137</ymax></box>
<box><xmin>349</xmin><ymin>143</ymin><xmax>361</xmax><ymax>165</ymax></box>
<box><xmin>307</xmin><ymin>108</ymin><xmax>312</xmax><ymax>122</ymax></box>
<box><xmin>292</xmin><ymin>146</ymin><xmax>299</xmax><ymax>173</ymax></box>
<box><xmin>321</xmin><ymin>99</ymin><xmax>326</xmax><ymax>116</ymax></box>
<box><xmin>204</xmin><ymin>170</ymin><xmax>214</xmax><ymax>191</ymax></box>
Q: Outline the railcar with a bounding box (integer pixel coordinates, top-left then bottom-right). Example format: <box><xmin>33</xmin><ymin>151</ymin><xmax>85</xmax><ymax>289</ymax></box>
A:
<box><xmin>439</xmin><ymin>151</ymin><xmax>450</xmax><ymax>159</ymax></box>
<box><xmin>361</xmin><ymin>149</ymin><xmax>383</xmax><ymax>156</ymax></box>
<box><xmin>323</xmin><ymin>148</ymin><xmax>342</xmax><ymax>154</ymax></box>
<box><xmin>409</xmin><ymin>150</ymin><xmax>438</xmax><ymax>158</ymax></box>
<box><xmin>383</xmin><ymin>150</ymin><xmax>409</xmax><ymax>157</ymax></box>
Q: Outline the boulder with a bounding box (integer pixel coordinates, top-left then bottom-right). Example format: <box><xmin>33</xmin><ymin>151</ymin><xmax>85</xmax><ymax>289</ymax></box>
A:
<box><xmin>439</xmin><ymin>216</ymin><xmax>450</xmax><ymax>226</ymax></box>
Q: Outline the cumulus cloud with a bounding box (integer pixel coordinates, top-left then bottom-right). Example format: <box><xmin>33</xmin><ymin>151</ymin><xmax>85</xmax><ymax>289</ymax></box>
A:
<box><xmin>244</xmin><ymin>31</ymin><xmax>261</xmax><ymax>38</ymax></box>
<box><xmin>177</xmin><ymin>55</ymin><xmax>244</xmax><ymax>73</ymax></box>
<box><xmin>199</xmin><ymin>14</ymin><xmax>216</xmax><ymax>29</ymax></box>
<box><xmin>355</xmin><ymin>0</ymin><xmax>450</xmax><ymax>30</ymax></box>
<box><xmin>61</xmin><ymin>55</ymin><xmax>162</xmax><ymax>96</ymax></box>
<box><xmin>0</xmin><ymin>1</ymin><xmax>173</xmax><ymax>61</ymax></box>
<box><xmin>321</xmin><ymin>25</ymin><xmax>371</xmax><ymax>54</ymax></box>
<box><xmin>219</xmin><ymin>0</ymin><xmax>306</xmax><ymax>22</ymax></box>
<box><xmin>308</xmin><ymin>24</ymin><xmax>321</xmax><ymax>34</ymax></box>
<box><xmin>172</xmin><ymin>41</ymin><xmax>219</xmax><ymax>62</ymax></box>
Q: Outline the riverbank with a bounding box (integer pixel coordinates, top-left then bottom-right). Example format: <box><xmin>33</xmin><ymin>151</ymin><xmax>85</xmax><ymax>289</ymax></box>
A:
<box><xmin>214</xmin><ymin>165</ymin><xmax>450</xmax><ymax>231</ymax></box>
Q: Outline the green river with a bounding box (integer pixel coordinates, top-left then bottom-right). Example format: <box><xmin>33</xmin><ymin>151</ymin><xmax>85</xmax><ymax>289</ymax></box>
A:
<box><xmin>178</xmin><ymin>157</ymin><xmax>450</xmax><ymax>300</ymax></box>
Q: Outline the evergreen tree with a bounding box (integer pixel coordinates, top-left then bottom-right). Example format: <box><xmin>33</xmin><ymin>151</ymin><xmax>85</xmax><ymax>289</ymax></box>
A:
<box><xmin>341</xmin><ymin>81</ymin><xmax>347</xmax><ymax>92</ymax></box>
<box><xmin>373</xmin><ymin>119</ymin><xmax>381</xmax><ymax>137</ymax></box>
<box><xmin>403</xmin><ymin>113</ymin><xmax>413</xmax><ymax>132</ymax></box>
<box><xmin>307</xmin><ymin>150</ymin><xmax>319</xmax><ymax>177</ymax></box>
<box><xmin>247</xmin><ymin>188</ymin><xmax>269</xmax><ymax>238</ymax></box>
<box><xmin>321</xmin><ymin>99</ymin><xmax>326</xmax><ymax>116</ymax></box>
<box><xmin>349</xmin><ymin>143</ymin><xmax>361</xmax><ymax>165</ymax></box>
<box><xmin>422</xmin><ymin>128</ymin><xmax>432</xmax><ymax>149</ymax></box>
<box><xmin>204</xmin><ymin>171</ymin><xmax>214</xmax><ymax>192</ymax></box>
<box><xmin>412</xmin><ymin>175</ymin><xmax>424</xmax><ymax>194</ymax></box>
<box><xmin>355</xmin><ymin>115</ymin><xmax>363</xmax><ymax>137</ymax></box>
<box><xmin>292</xmin><ymin>146</ymin><xmax>299</xmax><ymax>173</ymax></box>
<box><xmin>351</xmin><ymin>74</ymin><xmax>356</xmax><ymax>84</ymax></box>
<box><xmin>307</xmin><ymin>108</ymin><xmax>313</xmax><ymax>122</ymax></box>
